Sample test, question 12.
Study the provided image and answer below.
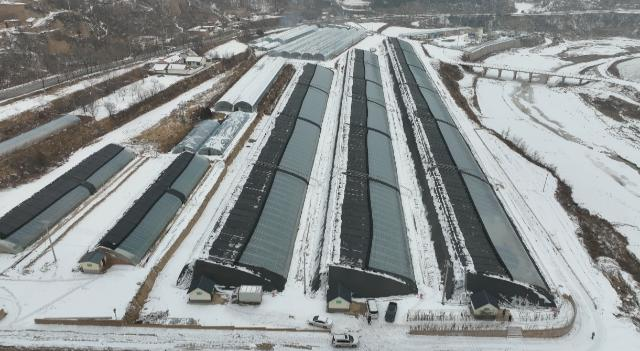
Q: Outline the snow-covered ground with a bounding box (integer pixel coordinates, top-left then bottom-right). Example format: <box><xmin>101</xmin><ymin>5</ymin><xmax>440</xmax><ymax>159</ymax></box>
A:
<box><xmin>515</xmin><ymin>2</ymin><xmax>537</xmax><ymax>14</ymax></box>
<box><xmin>0</xmin><ymin>65</ymin><xmax>142</xmax><ymax>122</ymax></box>
<box><xmin>617</xmin><ymin>57</ymin><xmax>640</xmax><ymax>82</ymax></box>
<box><xmin>407</xmin><ymin>37</ymin><xmax>640</xmax><ymax>349</ymax></box>
<box><xmin>205</xmin><ymin>40</ymin><xmax>249</xmax><ymax>59</ymax></box>
<box><xmin>71</xmin><ymin>75</ymin><xmax>186</xmax><ymax>120</ymax></box>
<box><xmin>0</xmin><ymin>71</ymin><xmax>230</xmax><ymax>327</ymax></box>
<box><xmin>2</xmin><ymin>24</ymin><xmax>640</xmax><ymax>350</ymax></box>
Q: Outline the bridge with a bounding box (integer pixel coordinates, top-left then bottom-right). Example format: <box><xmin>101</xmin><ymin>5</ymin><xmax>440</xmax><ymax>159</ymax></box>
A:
<box><xmin>443</xmin><ymin>60</ymin><xmax>615</xmax><ymax>86</ymax></box>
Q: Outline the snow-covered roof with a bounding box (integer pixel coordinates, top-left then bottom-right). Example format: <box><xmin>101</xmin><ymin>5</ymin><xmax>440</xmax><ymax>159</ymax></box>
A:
<box><xmin>205</xmin><ymin>64</ymin><xmax>334</xmax><ymax>291</ymax></box>
<box><xmin>269</xmin><ymin>26</ymin><xmax>367</xmax><ymax>61</ymax></box>
<box><xmin>167</xmin><ymin>63</ymin><xmax>187</xmax><ymax>70</ymax></box>
<box><xmin>98</xmin><ymin>153</ymin><xmax>209</xmax><ymax>264</ymax></box>
<box><xmin>152</xmin><ymin>63</ymin><xmax>168</xmax><ymax>71</ymax></box>
<box><xmin>205</xmin><ymin>40</ymin><xmax>249</xmax><ymax>59</ymax></box>
<box><xmin>185</xmin><ymin>56</ymin><xmax>204</xmax><ymax>62</ymax></box>
<box><xmin>263</xmin><ymin>24</ymin><xmax>318</xmax><ymax>44</ymax></box>
<box><xmin>199</xmin><ymin>112</ymin><xmax>251</xmax><ymax>156</ymax></box>
<box><xmin>0</xmin><ymin>145</ymin><xmax>134</xmax><ymax>254</ymax></box>
<box><xmin>214</xmin><ymin>57</ymin><xmax>285</xmax><ymax>113</ymax></box>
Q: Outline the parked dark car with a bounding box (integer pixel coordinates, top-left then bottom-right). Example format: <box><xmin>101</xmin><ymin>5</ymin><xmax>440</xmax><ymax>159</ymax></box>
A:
<box><xmin>385</xmin><ymin>302</ymin><xmax>398</xmax><ymax>322</ymax></box>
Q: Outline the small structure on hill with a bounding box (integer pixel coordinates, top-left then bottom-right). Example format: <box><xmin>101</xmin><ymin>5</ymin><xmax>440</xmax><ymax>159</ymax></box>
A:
<box><xmin>188</xmin><ymin>276</ymin><xmax>217</xmax><ymax>302</ymax></box>
<box><xmin>470</xmin><ymin>290</ymin><xmax>500</xmax><ymax>319</ymax></box>
<box><xmin>327</xmin><ymin>283</ymin><xmax>352</xmax><ymax>313</ymax></box>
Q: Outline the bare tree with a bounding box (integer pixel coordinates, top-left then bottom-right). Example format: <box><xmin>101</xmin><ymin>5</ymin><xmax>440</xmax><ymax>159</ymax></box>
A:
<box><xmin>103</xmin><ymin>101</ymin><xmax>117</xmax><ymax>119</ymax></box>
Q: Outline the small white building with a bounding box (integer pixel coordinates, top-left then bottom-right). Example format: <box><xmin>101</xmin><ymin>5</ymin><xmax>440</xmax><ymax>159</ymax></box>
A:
<box><xmin>235</xmin><ymin>285</ymin><xmax>262</xmax><ymax>304</ymax></box>
<box><xmin>327</xmin><ymin>283</ymin><xmax>352</xmax><ymax>313</ymax></box>
<box><xmin>78</xmin><ymin>250</ymin><xmax>107</xmax><ymax>274</ymax></box>
<box><xmin>185</xmin><ymin>56</ymin><xmax>206</xmax><ymax>68</ymax></box>
<box><xmin>188</xmin><ymin>276</ymin><xmax>217</xmax><ymax>302</ymax></box>
<box><xmin>470</xmin><ymin>290</ymin><xmax>500</xmax><ymax>319</ymax></box>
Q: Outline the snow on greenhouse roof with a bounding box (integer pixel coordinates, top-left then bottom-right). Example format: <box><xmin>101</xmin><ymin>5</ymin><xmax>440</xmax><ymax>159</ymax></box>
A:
<box><xmin>97</xmin><ymin>153</ymin><xmax>209</xmax><ymax>264</ymax></box>
<box><xmin>199</xmin><ymin>111</ymin><xmax>252</xmax><ymax>156</ymax></box>
<box><xmin>0</xmin><ymin>144</ymin><xmax>134</xmax><ymax>254</ymax></box>
<box><xmin>202</xmin><ymin>64</ymin><xmax>334</xmax><ymax>291</ymax></box>
<box><xmin>269</xmin><ymin>26</ymin><xmax>367</xmax><ymax>61</ymax></box>
<box><xmin>390</xmin><ymin>38</ymin><xmax>547</xmax><ymax>290</ymax></box>
<box><xmin>213</xmin><ymin>57</ymin><xmax>285</xmax><ymax>112</ymax></box>
<box><xmin>338</xmin><ymin>49</ymin><xmax>415</xmax><ymax>288</ymax></box>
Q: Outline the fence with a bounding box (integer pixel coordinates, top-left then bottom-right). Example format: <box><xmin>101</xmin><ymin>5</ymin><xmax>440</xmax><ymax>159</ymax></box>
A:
<box><xmin>408</xmin><ymin>295</ymin><xmax>576</xmax><ymax>338</ymax></box>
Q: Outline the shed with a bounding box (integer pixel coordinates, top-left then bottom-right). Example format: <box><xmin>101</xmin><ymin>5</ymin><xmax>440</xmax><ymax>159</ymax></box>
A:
<box><xmin>151</xmin><ymin>63</ymin><xmax>168</xmax><ymax>73</ymax></box>
<box><xmin>327</xmin><ymin>283</ymin><xmax>352</xmax><ymax>312</ymax></box>
<box><xmin>470</xmin><ymin>290</ymin><xmax>499</xmax><ymax>318</ymax></box>
<box><xmin>78</xmin><ymin>250</ymin><xmax>107</xmax><ymax>273</ymax></box>
<box><xmin>188</xmin><ymin>275</ymin><xmax>217</xmax><ymax>302</ymax></box>
<box><xmin>185</xmin><ymin>56</ymin><xmax>206</xmax><ymax>67</ymax></box>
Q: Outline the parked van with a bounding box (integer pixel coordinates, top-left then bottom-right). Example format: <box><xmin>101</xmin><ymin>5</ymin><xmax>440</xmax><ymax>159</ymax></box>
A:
<box><xmin>366</xmin><ymin>299</ymin><xmax>378</xmax><ymax>319</ymax></box>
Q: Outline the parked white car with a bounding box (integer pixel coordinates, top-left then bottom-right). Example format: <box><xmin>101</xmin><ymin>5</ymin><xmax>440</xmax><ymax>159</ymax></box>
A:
<box><xmin>309</xmin><ymin>315</ymin><xmax>333</xmax><ymax>329</ymax></box>
<box><xmin>331</xmin><ymin>334</ymin><xmax>359</xmax><ymax>348</ymax></box>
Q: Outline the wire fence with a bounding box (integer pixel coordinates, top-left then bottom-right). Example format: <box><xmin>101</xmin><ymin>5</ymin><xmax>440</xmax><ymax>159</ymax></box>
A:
<box><xmin>407</xmin><ymin>295</ymin><xmax>576</xmax><ymax>336</ymax></box>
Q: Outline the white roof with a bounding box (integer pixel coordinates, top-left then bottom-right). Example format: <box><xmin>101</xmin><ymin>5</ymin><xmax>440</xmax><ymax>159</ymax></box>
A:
<box><xmin>214</xmin><ymin>56</ymin><xmax>285</xmax><ymax>112</ymax></box>
<box><xmin>152</xmin><ymin>64</ymin><xmax>167</xmax><ymax>71</ymax></box>
<box><xmin>167</xmin><ymin>63</ymin><xmax>187</xmax><ymax>70</ymax></box>
<box><xmin>239</xmin><ymin>285</ymin><xmax>262</xmax><ymax>293</ymax></box>
<box><xmin>185</xmin><ymin>56</ymin><xmax>204</xmax><ymax>62</ymax></box>
<box><xmin>163</xmin><ymin>54</ymin><xmax>183</xmax><ymax>63</ymax></box>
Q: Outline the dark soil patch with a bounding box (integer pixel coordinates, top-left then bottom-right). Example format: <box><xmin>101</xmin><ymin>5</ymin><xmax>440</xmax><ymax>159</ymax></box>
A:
<box><xmin>438</xmin><ymin>62</ymin><xmax>480</xmax><ymax>124</ymax></box>
<box><xmin>580</xmin><ymin>93</ymin><xmax>640</xmax><ymax>122</ymax></box>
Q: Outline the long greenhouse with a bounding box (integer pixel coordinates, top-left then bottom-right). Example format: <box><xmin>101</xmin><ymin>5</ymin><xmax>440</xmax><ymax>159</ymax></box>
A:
<box><xmin>269</xmin><ymin>26</ymin><xmax>367</xmax><ymax>61</ymax></box>
<box><xmin>0</xmin><ymin>144</ymin><xmax>134</xmax><ymax>254</ymax></box>
<box><xmin>329</xmin><ymin>49</ymin><xmax>417</xmax><ymax>298</ymax></box>
<box><xmin>193</xmin><ymin>64</ymin><xmax>334</xmax><ymax>291</ymax></box>
<box><xmin>96</xmin><ymin>152</ymin><xmax>209</xmax><ymax>265</ymax></box>
<box><xmin>388</xmin><ymin>38</ymin><xmax>552</xmax><ymax>305</ymax></box>
<box><xmin>213</xmin><ymin>57</ymin><xmax>285</xmax><ymax>112</ymax></box>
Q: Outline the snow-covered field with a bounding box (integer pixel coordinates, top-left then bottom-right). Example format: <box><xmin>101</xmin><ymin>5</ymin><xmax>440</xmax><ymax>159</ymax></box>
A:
<box><xmin>71</xmin><ymin>75</ymin><xmax>186</xmax><ymax>120</ymax></box>
<box><xmin>617</xmin><ymin>57</ymin><xmax>640</xmax><ymax>82</ymax></box>
<box><xmin>0</xmin><ymin>65</ymin><xmax>142</xmax><ymax>122</ymax></box>
<box><xmin>1</xmin><ymin>24</ymin><xmax>640</xmax><ymax>350</ymax></box>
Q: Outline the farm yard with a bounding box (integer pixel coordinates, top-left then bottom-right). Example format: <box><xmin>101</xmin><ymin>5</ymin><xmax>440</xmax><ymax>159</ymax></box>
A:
<box><xmin>0</xmin><ymin>22</ymin><xmax>639</xmax><ymax>351</ymax></box>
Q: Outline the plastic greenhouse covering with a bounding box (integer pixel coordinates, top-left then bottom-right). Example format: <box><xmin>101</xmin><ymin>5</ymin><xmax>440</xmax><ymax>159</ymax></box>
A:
<box><xmin>0</xmin><ymin>144</ymin><xmax>134</xmax><ymax>253</ymax></box>
<box><xmin>199</xmin><ymin>112</ymin><xmax>252</xmax><ymax>156</ymax></box>
<box><xmin>206</xmin><ymin>64</ymin><xmax>333</xmax><ymax>290</ymax></box>
<box><xmin>338</xmin><ymin>49</ymin><xmax>415</xmax><ymax>285</ymax></box>
<box><xmin>97</xmin><ymin>152</ymin><xmax>209</xmax><ymax>264</ymax></box>
<box><xmin>214</xmin><ymin>57</ymin><xmax>285</xmax><ymax>112</ymax></box>
<box><xmin>390</xmin><ymin>38</ymin><xmax>547</xmax><ymax>290</ymax></box>
<box><xmin>172</xmin><ymin>120</ymin><xmax>220</xmax><ymax>153</ymax></box>
<box><xmin>0</xmin><ymin>114</ymin><xmax>81</xmax><ymax>157</ymax></box>
<box><xmin>269</xmin><ymin>26</ymin><xmax>367</xmax><ymax>61</ymax></box>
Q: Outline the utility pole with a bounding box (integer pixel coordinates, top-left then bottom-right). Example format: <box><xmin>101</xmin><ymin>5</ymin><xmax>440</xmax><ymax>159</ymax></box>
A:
<box><xmin>46</xmin><ymin>224</ymin><xmax>57</xmax><ymax>263</ymax></box>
